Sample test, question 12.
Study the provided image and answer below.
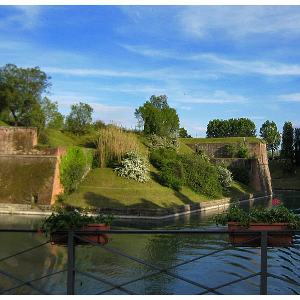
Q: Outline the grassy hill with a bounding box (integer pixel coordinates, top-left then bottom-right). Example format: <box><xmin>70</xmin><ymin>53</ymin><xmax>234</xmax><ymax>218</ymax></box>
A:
<box><xmin>62</xmin><ymin>167</ymin><xmax>257</xmax><ymax>209</ymax></box>
<box><xmin>40</xmin><ymin>130</ymin><xmax>259</xmax><ymax>209</ymax></box>
<box><xmin>269</xmin><ymin>160</ymin><xmax>300</xmax><ymax>190</ymax></box>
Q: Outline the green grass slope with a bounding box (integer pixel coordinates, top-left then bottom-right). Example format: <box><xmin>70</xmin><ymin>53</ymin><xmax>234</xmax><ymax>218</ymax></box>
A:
<box><xmin>63</xmin><ymin>167</ymin><xmax>257</xmax><ymax>209</ymax></box>
<box><xmin>269</xmin><ymin>160</ymin><xmax>300</xmax><ymax>190</ymax></box>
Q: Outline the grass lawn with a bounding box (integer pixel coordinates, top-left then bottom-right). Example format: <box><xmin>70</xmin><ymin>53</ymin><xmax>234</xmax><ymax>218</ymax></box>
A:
<box><xmin>269</xmin><ymin>160</ymin><xmax>300</xmax><ymax>190</ymax></box>
<box><xmin>63</xmin><ymin>167</ymin><xmax>258</xmax><ymax>209</ymax></box>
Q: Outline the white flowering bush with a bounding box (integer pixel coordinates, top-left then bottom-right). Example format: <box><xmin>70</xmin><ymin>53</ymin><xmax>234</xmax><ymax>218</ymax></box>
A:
<box><xmin>217</xmin><ymin>166</ymin><xmax>233</xmax><ymax>188</ymax></box>
<box><xmin>115</xmin><ymin>150</ymin><xmax>150</xmax><ymax>183</ymax></box>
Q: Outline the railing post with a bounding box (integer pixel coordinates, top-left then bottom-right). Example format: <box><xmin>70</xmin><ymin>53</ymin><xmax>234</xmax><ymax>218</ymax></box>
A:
<box><xmin>260</xmin><ymin>230</ymin><xmax>268</xmax><ymax>295</ymax></box>
<box><xmin>67</xmin><ymin>230</ymin><xmax>75</xmax><ymax>295</ymax></box>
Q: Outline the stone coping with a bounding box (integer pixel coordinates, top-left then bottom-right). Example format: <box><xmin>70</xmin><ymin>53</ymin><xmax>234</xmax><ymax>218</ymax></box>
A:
<box><xmin>0</xmin><ymin>192</ymin><xmax>271</xmax><ymax>220</ymax></box>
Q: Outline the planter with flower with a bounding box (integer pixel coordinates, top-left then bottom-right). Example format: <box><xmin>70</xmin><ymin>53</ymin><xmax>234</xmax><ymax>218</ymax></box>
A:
<box><xmin>36</xmin><ymin>210</ymin><xmax>117</xmax><ymax>246</ymax></box>
<box><xmin>214</xmin><ymin>199</ymin><xmax>300</xmax><ymax>247</ymax></box>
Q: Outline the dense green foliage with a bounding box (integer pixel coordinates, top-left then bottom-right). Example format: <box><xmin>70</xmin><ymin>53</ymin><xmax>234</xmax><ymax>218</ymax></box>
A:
<box><xmin>223</xmin><ymin>142</ymin><xmax>250</xmax><ymax>158</ymax></box>
<box><xmin>150</xmin><ymin>149</ymin><xmax>223</xmax><ymax>197</ymax></box>
<box><xmin>214</xmin><ymin>200</ymin><xmax>300</xmax><ymax>229</ymax></box>
<box><xmin>135</xmin><ymin>95</ymin><xmax>180</xmax><ymax>136</ymax></box>
<box><xmin>36</xmin><ymin>210</ymin><xmax>116</xmax><ymax>235</ymax></box>
<box><xmin>281</xmin><ymin>121</ymin><xmax>294</xmax><ymax>161</ymax></box>
<box><xmin>66</xmin><ymin>102</ymin><xmax>93</xmax><ymax>135</ymax></box>
<box><xmin>228</xmin><ymin>165</ymin><xmax>250</xmax><ymax>185</ymax></box>
<box><xmin>59</xmin><ymin>146</ymin><xmax>93</xmax><ymax>194</ymax></box>
<box><xmin>295</xmin><ymin>128</ymin><xmax>300</xmax><ymax>166</ymax></box>
<box><xmin>259</xmin><ymin>120</ymin><xmax>281</xmax><ymax>159</ymax></box>
<box><xmin>115</xmin><ymin>150</ymin><xmax>150</xmax><ymax>183</ymax></box>
<box><xmin>0</xmin><ymin>63</ymin><xmax>51</xmax><ymax>126</ymax></box>
<box><xmin>206</xmin><ymin>118</ymin><xmax>256</xmax><ymax>138</ymax></box>
<box><xmin>179</xmin><ymin>127</ymin><xmax>192</xmax><ymax>138</ymax></box>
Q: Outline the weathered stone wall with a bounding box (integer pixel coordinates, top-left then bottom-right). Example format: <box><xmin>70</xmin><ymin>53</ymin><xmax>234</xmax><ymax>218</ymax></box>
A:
<box><xmin>0</xmin><ymin>155</ymin><xmax>61</xmax><ymax>205</ymax></box>
<box><xmin>0</xmin><ymin>127</ymin><xmax>38</xmax><ymax>154</ymax></box>
<box><xmin>186</xmin><ymin>142</ymin><xmax>266</xmax><ymax>161</ymax></box>
<box><xmin>0</xmin><ymin>127</ymin><xmax>68</xmax><ymax>205</ymax></box>
<box><xmin>188</xmin><ymin>142</ymin><xmax>273</xmax><ymax>195</ymax></box>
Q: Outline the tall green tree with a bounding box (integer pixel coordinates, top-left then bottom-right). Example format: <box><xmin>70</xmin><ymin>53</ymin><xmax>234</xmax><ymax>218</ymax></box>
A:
<box><xmin>134</xmin><ymin>95</ymin><xmax>180</xmax><ymax>136</ymax></box>
<box><xmin>179</xmin><ymin>127</ymin><xmax>192</xmax><ymax>138</ymax></box>
<box><xmin>294</xmin><ymin>128</ymin><xmax>300</xmax><ymax>166</ymax></box>
<box><xmin>65</xmin><ymin>102</ymin><xmax>93</xmax><ymax>135</ymax></box>
<box><xmin>21</xmin><ymin>97</ymin><xmax>64</xmax><ymax>131</ymax></box>
<box><xmin>206</xmin><ymin>118</ymin><xmax>256</xmax><ymax>138</ymax></box>
<box><xmin>0</xmin><ymin>63</ymin><xmax>51</xmax><ymax>126</ymax></box>
<box><xmin>259</xmin><ymin>120</ymin><xmax>281</xmax><ymax>159</ymax></box>
<box><xmin>281</xmin><ymin>121</ymin><xmax>294</xmax><ymax>161</ymax></box>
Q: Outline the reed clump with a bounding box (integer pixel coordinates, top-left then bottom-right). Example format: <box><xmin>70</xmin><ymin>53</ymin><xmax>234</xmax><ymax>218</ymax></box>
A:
<box><xmin>95</xmin><ymin>124</ymin><xmax>140</xmax><ymax>167</ymax></box>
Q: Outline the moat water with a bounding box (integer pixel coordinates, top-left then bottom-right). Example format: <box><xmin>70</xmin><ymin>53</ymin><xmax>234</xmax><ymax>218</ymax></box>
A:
<box><xmin>0</xmin><ymin>191</ymin><xmax>300</xmax><ymax>295</ymax></box>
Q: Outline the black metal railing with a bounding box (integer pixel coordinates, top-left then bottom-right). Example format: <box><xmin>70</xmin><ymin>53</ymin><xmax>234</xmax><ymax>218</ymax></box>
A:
<box><xmin>0</xmin><ymin>228</ymin><xmax>300</xmax><ymax>295</ymax></box>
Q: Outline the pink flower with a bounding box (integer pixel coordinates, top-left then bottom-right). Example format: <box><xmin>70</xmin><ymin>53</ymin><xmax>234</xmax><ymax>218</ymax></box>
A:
<box><xmin>37</xmin><ymin>229</ymin><xmax>42</xmax><ymax>235</ymax></box>
<box><xmin>272</xmin><ymin>199</ymin><xmax>280</xmax><ymax>205</ymax></box>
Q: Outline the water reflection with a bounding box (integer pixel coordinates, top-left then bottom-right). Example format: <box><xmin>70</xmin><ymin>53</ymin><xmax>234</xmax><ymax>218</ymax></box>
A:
<box><xmin>0</xmin><ymin>191</ymin><xmax>299</xmax><ymax>295</ymax></box>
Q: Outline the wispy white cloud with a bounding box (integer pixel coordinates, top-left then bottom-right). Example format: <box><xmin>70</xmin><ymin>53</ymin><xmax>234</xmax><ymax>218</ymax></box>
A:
<box><xmin>176</xmin><ymin>91</ymin><xmax>247</xmax><ymax>104</ymax></box>
<box><xmin>278</xmin><ymin>93</ymin><xmax>300</xmax><ymax>102</ymax></box>
<box><xmin>51</xmin><ymin>93</ymin><xmax>99</xmax><ymax>105</ymax></box>
<box><xmin>179</xmin><ymin>106</ymin><xmax>192</xmax><ymax>111</ymax></box>
<box><xmin>0</xmin><ymin>6</ymin><xmax>44</xmax><ymax>31</ymax></box>
<box><xmin>121</xmin><ymin>44</ymin><xmax>300</xmax><ymax>76</ymax></box>
<box><xmin>179</xmin><ymin>6</ymin><xmax>300</xmax><ymax>39</ymax></box>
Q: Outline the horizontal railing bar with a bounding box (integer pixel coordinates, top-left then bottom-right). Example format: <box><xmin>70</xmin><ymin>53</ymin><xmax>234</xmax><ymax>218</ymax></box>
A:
<box><xmin>1</xmin><ymin>229</ymin><xmax>300</xmax><ymax>234</ymax></box>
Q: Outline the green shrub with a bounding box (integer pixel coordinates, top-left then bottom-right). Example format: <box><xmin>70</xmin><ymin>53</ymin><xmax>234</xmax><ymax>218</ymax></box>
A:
<box><xmin>180</xmin><ymin>154</ymin><xmax>223</xmax><ymax>198</ymax></box>
<box><xmin>59</xmin><ymin>146</ymin><xmax>93</xmax><ymax>194</ymax></box>
<box><xmin>115</xmin><ymin>150</ymin><xmax>150</xmax><ymax>183</ymax></box>
<box><xmin>224</xmin><ymin>143</ymin><xmax>235</xmax><ymax>158</ymax></box>
<box><xmin>158</xmin><ymin>160</ymin><xmax>185</xmax><ymax>191</ymax></box>
<box><xmin>228</xmin><ymin>165</ymin><xmax>250</xmax><ymax>184</ymax></box>
<box><xmin>235</xmin><ymin>142</ymin><xmax>250</xmax><ymax>158</ymax></box>
<box><xmin>149</xmin><ymin>148</ymin><xmax>178</xmax><ymax>170</ymax></box>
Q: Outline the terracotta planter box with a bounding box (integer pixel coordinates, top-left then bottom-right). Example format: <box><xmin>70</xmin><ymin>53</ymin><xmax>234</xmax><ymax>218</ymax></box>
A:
<box><xmin>50</xmin><ymin>223</ymin><xmax>110</xmax><ymax>246</ymax></box>
<box><xmin>228</xmin><ymin>222</ymin><xmax>293</xmax><ymax>247</ymax></box>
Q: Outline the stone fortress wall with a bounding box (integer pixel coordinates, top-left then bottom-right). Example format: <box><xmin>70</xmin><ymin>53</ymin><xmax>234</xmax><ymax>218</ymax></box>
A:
<box><xmin>187</xmin><ymin>142</ymin><xmax>273</xmax><ymax>195</ymax></box>
<box><xmin>0</xmin><ymin>127</ymin><xmax>66</xmax><ymax>205</ymax></box>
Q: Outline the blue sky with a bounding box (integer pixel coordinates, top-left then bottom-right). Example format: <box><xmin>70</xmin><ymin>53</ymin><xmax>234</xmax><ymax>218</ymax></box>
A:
<box><xmin>1</xmin><ymin>4</ymin><xmax>300</xmax><ymax>137</ymax></box>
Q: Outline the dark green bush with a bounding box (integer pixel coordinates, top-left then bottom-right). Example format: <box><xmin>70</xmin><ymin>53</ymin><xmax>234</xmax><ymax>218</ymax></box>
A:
<box><xmin>149</xmin><ymin>148</ymin><xmax>178</xmax><ymax>170</ymax></box>
<box><xmin>228</xmin><ymin>165</ymin><xmax>250</xmax><ymax>184</ymax></box>
<box><xmin>180</xmin><ymin>154</ymin><xmax>223</xmax><ymax>198</ymax></box>
<box><xmin>158</xmin><ymin>160</ymin><xmax>185</xmax><ymax>191</ymax></box>
<box><xmin>235</xmin><ymin>142</ymin><xmax>250</xmax><ymax>158</ymax></box>
<box><xmin>224</xmin><ymin>143</ymin><xmax>235</xmax><ymax>158</ymax></box>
